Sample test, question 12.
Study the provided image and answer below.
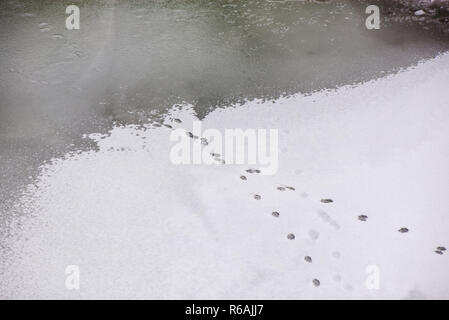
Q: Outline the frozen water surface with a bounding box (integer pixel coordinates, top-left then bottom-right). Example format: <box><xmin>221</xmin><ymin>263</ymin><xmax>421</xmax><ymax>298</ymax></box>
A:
<box><xmin>1</xmin><ymin>0</ymin><xmax>449</xmax><ymax>299</ymax></box>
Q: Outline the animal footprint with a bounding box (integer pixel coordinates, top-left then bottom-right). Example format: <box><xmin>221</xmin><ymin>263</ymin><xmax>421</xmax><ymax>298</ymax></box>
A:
<box><xmin>332</xmin><ymin>274</ymin><xmax>342</xmax><ymax>282</ymax></box>
<box><xmin>332</xmin><ymin>251</ymin><xmax>341</xmax><ymax>259</ymax></box>
<box><xmin>210</xmin><ymin>153</ymin><xmax>225</xmax><ymax>164</ymax></box>
<box><xmin>343</xmin><ymin>283</ymin><xmax>353</xmax><ymax>291</ymax></box>
<box><xmin>435</xmin><ymin>246</ymin><xmax>446</xmax><ymax>255</ymax></box>
<box><xmin>317</xmin><ymin>210</ymin><xmax>340</xmax><ymax>230</ymax></box>
<box><xmin>277</xmin><ymin>185</ymin><xmax>295</xmax><ymax>191</ymax></box>
<box><xmin>358</xmin><ymin>215</ymin><xmax>368</xmax><ymax>221</ymax></box>
<box><xmin>308</xmin><ymin>229</ymin><xmax>319</xmax><ymax>241</ymax></box>
<box><xmin>39</xmin><ymin>22</ymin><xmax>51</xmax><ymax>32</ymax></box>
<box><xmin>51</xmin><ymin>34</ymin><xmax>64</xmax><ymax>40</ymax></box>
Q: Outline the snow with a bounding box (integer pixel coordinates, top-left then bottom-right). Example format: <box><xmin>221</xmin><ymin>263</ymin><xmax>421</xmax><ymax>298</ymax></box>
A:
<box><xmin>2</xmin><ymin>52</ymin><xmax>449</xmax><ymax>299</ymax></box>
<box><xmin>414</xmin><ymin>9</ymin><xmax>426</xmax><ymax>16</ymax></box>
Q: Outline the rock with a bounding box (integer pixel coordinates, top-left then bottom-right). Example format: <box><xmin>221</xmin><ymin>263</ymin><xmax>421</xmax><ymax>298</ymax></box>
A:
<box><xmin>304</xmin><ymin>256</ymin><xmax>312</xmax><ymax>263</ymax></box>
<box><xmin>415</xmin><ymin>9</ymin><xmax>426</xmax><ymax>16</ymax></box>
<box><xmin>246</xmin><ymin>168</ymin><xmax>261</xmax><ymax>174</ymax></box>
<box><xmin>358</xmin><ymin>215</ymin><xmax>368</xmax><ymax>221</ymax></box>
<box><xmin>163</xmin><ymin>124</ymin><xmax>172</xmax><ymax>129</ymax></box>
<box><xmin>321</xmin><ymin>199</ymin><xmax>333</xmax><ymax>203</ymax></box>
<box><xmin>254</xmin><ymin>194</ymin><xmax>261</xmax><ymax>200</ymax></box>
<box><xmin>173</xmin><ymin>118</ymin><xmax>182</xmax><ymax>123</ymax></box>
<box><xmin>186</xmin><ymin>131</ymin><xmax>194</xmax><ymax>138</ymax></box>
<box><xmin>240</xmin><ymin>175</ymin><xmax>247</xmax><ymax>181</ymax></box>
<box><xmin>398</xmin><ymin>227</ymin><xmax>409</xmax><ymax>233</ymax></box>
<box><xmin>437</xmin><ymin>246</ymin><xmax>446</xmax><ymax>251</ymax></box>
<box><xmin>272</xmin><ymin>211</ymin><xmax>280</xmax><ymax>218</ymax></box>
<box><xmin>287</xmin><ymin>233</ymin><xmax>295</xmax><ymax>240</ymax></box>
<box><xmin>200</xmin><ymin>138</ymin><xmax>208</xmax><ymax>145</ymax></box>
<box><xmin>435</xmin><ymin>250</ymin><xmax>443</xmax><ymax>255</ymax></box>
<box><xmin>312</xmin><ymin>279</ymin><xmax>320</xmax><ymax>287</ymax></box>
<box><xmin>277</xmin><ymin>186</ymin><xmax>286</xmax><ymax>191</ymax></box>
<box><xmin>286</xmin><ymin>186</ymin><xmax>295</xmax><ymax>191</ymax></box>
<box><xmin>333</xmin><ymin>275</ymin><xmax>342</xmax><ymax>282</ymax></box>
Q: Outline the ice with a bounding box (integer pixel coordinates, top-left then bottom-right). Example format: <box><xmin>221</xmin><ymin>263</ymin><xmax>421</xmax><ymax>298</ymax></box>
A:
<box><xmin>2</xmin><ymin>52</ymin><xmax>449</xmax><ymax>299</ymax></box>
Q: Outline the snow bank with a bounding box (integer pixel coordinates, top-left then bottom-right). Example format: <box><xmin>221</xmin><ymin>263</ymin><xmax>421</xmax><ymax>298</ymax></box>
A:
<box><xmin>2</xmin><ymin>53</ymin><xmax>449</xmax><ymax>299</ymax></box>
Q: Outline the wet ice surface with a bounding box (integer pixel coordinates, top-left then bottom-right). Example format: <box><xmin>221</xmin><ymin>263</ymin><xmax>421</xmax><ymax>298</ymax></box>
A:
<box><xmin>1</xmin><ymin>52</ymin><xmax>449</xmax><ymax>299</ymax></box>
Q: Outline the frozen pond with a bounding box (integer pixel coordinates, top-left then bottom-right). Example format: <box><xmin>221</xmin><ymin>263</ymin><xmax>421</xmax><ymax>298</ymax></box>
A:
<box><xmin>1</xmin><ymin>0</ymin><xmax>449</xmax><ymax>299</ymax></box>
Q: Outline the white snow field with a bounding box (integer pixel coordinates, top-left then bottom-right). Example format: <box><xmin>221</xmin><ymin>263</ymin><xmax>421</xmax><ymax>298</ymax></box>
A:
<box><xmin>2</xmin><ymin>53</ymin><xmax>449</xmax><ymax>299</ymax></box>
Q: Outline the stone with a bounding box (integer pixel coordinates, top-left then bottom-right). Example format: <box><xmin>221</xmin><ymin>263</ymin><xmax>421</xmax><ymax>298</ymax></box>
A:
<box><xmin>414</xmin><ymin>9</ymin><xmax>426</xmax><ymax>16</ymax></box>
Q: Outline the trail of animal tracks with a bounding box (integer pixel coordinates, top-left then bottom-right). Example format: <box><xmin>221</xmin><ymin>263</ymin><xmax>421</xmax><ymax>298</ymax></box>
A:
<box><xmin>2</xmin><ymin>53</ymin><xmax>449</xmax><ymax>299</ymax></box>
